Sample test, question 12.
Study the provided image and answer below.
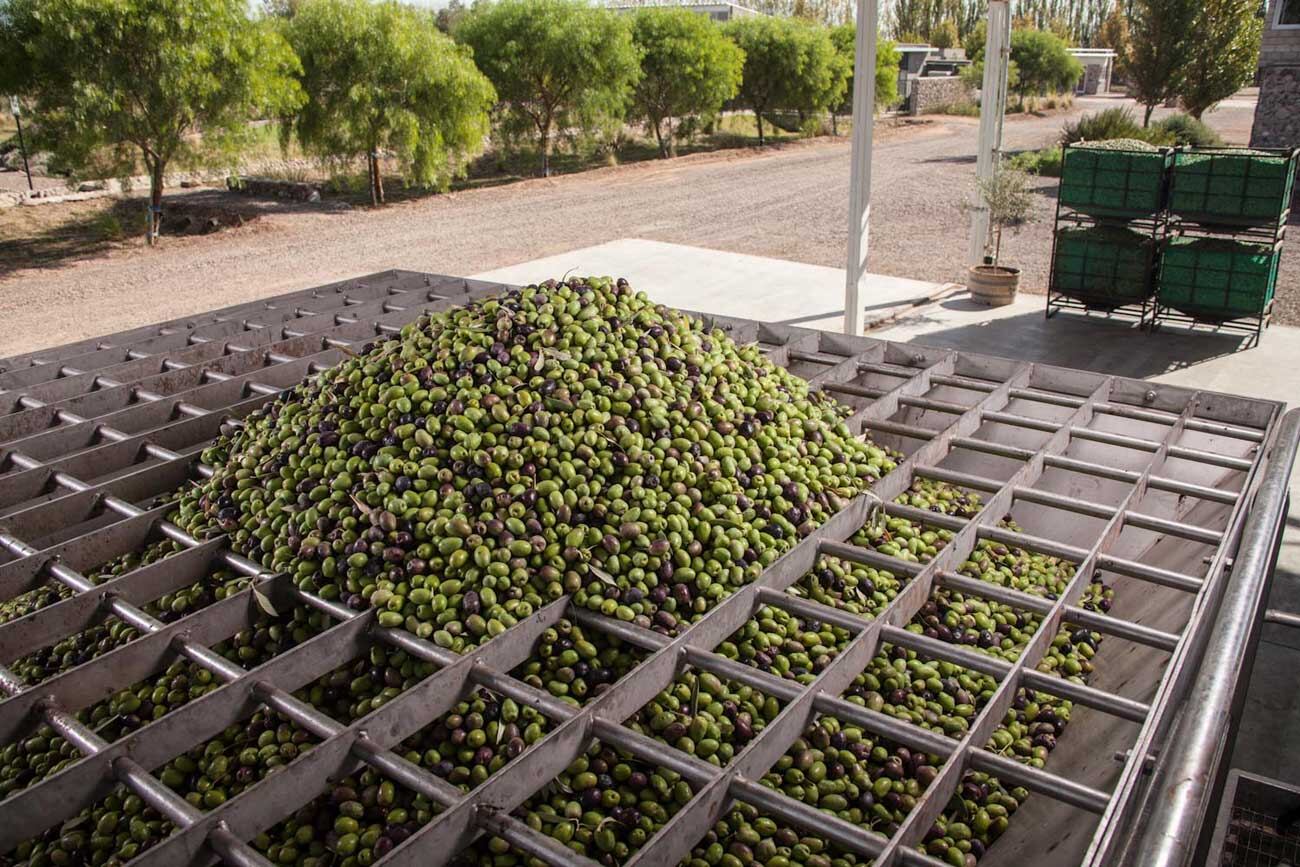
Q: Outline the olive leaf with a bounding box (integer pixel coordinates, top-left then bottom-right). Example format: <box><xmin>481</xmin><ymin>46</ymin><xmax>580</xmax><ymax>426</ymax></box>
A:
<box><xmin>588</xmin><ymin>564</ymin><xmax>617</xmax><ymax>587</ymax></box>
<box><xmin>349</xmin><ymin>493</ymin><xmax>372</xmax><ymax>516</ymax></box>
<box><xmin>689</xmin><ymin>673</ymin><xmax>701</xmax><ymax>718</ymax></box>
<box><xmin>252</xmin><ymin>585</ymin><xmax>278</xmax><ymax>617</ymax></box>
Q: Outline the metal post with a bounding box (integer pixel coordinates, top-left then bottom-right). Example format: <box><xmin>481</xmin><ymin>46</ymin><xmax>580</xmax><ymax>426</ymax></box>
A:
<box><xmin>843</xmin><ymin>0</ymin><xmax>879</xmax><ymax>337</ymax></box>
<box><xmin>969</xmin><ymin>0</ymin><xmax>1011</xmax><ymax>265</ymax></box>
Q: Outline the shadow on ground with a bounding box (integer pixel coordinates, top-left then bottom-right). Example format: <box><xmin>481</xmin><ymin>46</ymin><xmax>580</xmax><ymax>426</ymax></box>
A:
<box><xmin>902</xmin><ymin>297</ymin><xmax>1256</xmax><ymax>378</ymax></box>
<box><xmin>0</xmin><ymin>189</ymin><xmax>348</xmax><ymax>279</ymax></box>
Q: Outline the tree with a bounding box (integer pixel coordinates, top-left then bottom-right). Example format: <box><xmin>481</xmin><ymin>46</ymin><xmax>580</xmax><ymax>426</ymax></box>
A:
<box><xmin>965</xmin><ymin>19</ymin><xmax>987</xmax><ymax>60</ymax></box>
<box><xmin>1175</xmin><ymin>0</ymin><xmax>1261</xmax><ymax>118</ymax></box>
<box><xmin>829</xmin><ymin>24</ymin><xmax>902</xmax><ymax>129</ymax></box>
<box><xmin>286</xmin><ymin>0</ymin><xmax>495</xmax><ymax>207</ymax></box>
<box><xmin>630</xmin><ymin>8</ymin><xmax>744</xmax><ymax>158</ymax></box>
<box><xmin>725</xmin><ymin>17</ymin><xmax>845</xmax><ymax>146</ymax></box>
<box><xmin>456</xmin><ymin>0</ymin><xmax>640</xmax><ymax>177</ymax></box>
<box><xmin>1095</xmin><ymin>6</ymin><xmax>1132</xmax><ymax>78</ymax></box>
<box><xmin>931</xmin><ymin>18</ymin><xmax>960</xmax><ymax>49</ymax></box>
<box><xmin>1127</xmin><ymin>0</ymin><xmax>1199</xmax><ymax>124</ymax></box>
<box><xmin>1009</xmin><ymin>28</ymin><xmax>1083</xmax><ymax>98</ymax></box>
<box><xmin>0</xmin><ymin>0</ymin><xmax>301</xmax><ymax>244</ymax></box>
<box><xmin>436</xmin><ymin>0</ymin><xmax>466</xmax><ymax>34</ymax></box>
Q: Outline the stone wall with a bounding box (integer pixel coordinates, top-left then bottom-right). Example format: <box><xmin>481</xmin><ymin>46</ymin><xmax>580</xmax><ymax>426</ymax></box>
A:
<box><xmin>910</xmin><ymin>76</ymin><xmax>973</xmax><ymax>115</ymax></box>
<box><xmin>1251</xmin><ymin>66</ymin><xmax>1300</xmax><ymax>149</ymax></box>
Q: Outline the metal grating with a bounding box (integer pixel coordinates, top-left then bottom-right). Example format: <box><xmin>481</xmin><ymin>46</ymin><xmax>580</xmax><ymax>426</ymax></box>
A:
<box><xmin>0</xmin><ymin>270</ymin><xmax>1294</xmax><ymax>867</ymax></box>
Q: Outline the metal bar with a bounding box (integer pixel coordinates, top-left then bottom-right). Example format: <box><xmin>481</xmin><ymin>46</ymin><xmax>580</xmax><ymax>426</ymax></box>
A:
<box><xmin>1265</xmin><ymin>609</ymin><xmax>1300</xmax><ymax>629</ymax></box>
<box><xmin>1125</xmin><ymin>407</ymin><xmax>1300</xmax><ymax>866</ymax></box>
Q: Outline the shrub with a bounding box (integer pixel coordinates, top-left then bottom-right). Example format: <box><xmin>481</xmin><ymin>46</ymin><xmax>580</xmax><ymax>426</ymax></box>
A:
<box><xmin>931</xmin><ymin>19</ymin><xmax>959</xmax><ymax>50</ymax></box>
<box><xmin>1061</xmin><ymin>107</ymin><xmax>1143</xmax><ymax>143</ymax></box>
<box><xmin>1150</xmin><ymin>113</ymin><xmax>1226</xmax><ymax>147</ymax></box>
<box><xmin>1006</xmin><ymin>147</ymin><xmax>1063</xmax><ymax>176</ymax></box>
<box><xmin>1010</xmin><ymin>29</ymin><xmax>1082</xmax><ymax>98</ymax></box>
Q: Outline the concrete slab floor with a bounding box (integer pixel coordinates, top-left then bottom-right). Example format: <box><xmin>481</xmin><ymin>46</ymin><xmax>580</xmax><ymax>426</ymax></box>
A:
<box><xmin>483</xmin><ymin>239</ymin><xmax>1300</xmax><ymax>792</ymax></box>
<box><xmin>473</xmin><ymin>238</ymin><xmax>949</xmax><ymax>333</ymax></box>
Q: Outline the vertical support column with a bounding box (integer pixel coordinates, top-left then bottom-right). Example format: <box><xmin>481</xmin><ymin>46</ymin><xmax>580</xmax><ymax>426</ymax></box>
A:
<box><xmin>843</xmin><ymin>0</ymin><xmax>879</xmax><ymax>337</ymax></box>
<box><xmin>969</xmin><ymin>0</ymin><xmax>1012</xmax><ymax>266</ymax></box>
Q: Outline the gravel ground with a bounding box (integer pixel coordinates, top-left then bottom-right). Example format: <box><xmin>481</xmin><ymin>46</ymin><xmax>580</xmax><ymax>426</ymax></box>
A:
<box><xmin>0</xmin><ymin>93</ymin><xmax>1292</xmax><ymax>358</ymax></box>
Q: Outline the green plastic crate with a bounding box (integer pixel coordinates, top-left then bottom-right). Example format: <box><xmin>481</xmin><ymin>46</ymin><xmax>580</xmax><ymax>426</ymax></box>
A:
<box><xmin>1157</xmin><ymin>237</ymin><xmax>1281</xmax><ymax>320</ymax></box>
<box><xmin>1168</xmin><ymin>148</ymin><xmax>1298</xmax><ymax>225</ymax></box>
<box><xmin>1059</xmin><ymin>145</ymin><xmax>1173</xmax><ymax>216</ymax></box>
<box><xmin>1051</xmin><ymin>226</ymin><xmax>1155</xmax><ymax>307</ymax></box>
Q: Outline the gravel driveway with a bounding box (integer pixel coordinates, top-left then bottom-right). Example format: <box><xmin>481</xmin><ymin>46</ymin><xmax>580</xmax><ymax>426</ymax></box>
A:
<box><xmin>0</xmin><ymin>94</ymin><xmax>1291</xmax><ymax>358</ymax></box>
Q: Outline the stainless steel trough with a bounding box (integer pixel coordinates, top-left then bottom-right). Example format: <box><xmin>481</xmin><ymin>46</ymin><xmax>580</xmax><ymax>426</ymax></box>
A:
<box><xmin>0</xmin><ymin>269</ymin><xmax>1295</xmax><ymax>867</ymax></box>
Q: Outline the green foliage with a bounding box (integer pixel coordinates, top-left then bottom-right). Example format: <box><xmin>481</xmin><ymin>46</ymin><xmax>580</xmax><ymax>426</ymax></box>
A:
<box><xmin>1127</xmin><ymin>0</ymin><xmax>1199</xmax><ymax>123</ymax></box>
<box><xmin>629</xmin><ymin>8</ymin><xmax>744</xmax><ymax>157</ymax></box>
<box><xmin>724</xmin><ymin>16</ymin><xmax>846</xmax><ymax>146</ymax></box>
<box><xmin>1009</xmin><ymin>28</ymin><xmax>1082</xmax><ymax>97</ymax></box>
<box><xmin>1013</xmin><ymin>0</ymin><xmax>1112</xmax><ymax>45</ymax></box>
<box><xmin>1176</xmin><ymin>0</ymin><xmax>1261</xmax><ymax>119</ymax></box>
<box><xmin>961</xmin><ymin>59</ymin><xmax>1021</xmax><ymax>95</ymax></box>
<box><xmin>456</xmin><ymin>0</ymin><xmax>640</xmax><ymax>176</ymax></box>
<box><xmin>1094</xmin><ymin>6</ymin><xmax>1131</xmax><ymax>77</ymax></box>
<box><xmin>976</xmin><ymin>168</ymin><xmax>1036</xmax><ymax>263</ymax></box>
<box><xmin>1149</xmin><ymin>113</ymin><xmax>1226</xmax><ymax>146</ymax></box>
<box><xmin>965</xmin><ymin>19</ymin><xmax>986</xmax><ymax>59</ymax></box>
<box><xmin>1006</xmin><ymin>147</ymin><xmax>1063</xmax><ymax>176</ymax></box>
<box><xmin>1061</xmin><ymin>107</ymin><xmax>1144</xmax><ymax>143</ymax></box>
<box><xmin>829</xmin><ymin>24</ymin><xmax>902</xmax><ymax>115</ymax></box>
<box><xmin>286</xmin><ymin>0</ymin><xmax>495</xmax><ymax>206</ymax></box>
<box><xmin>0</xmin><ymin>0</ymin><xmax>302</xmax><ymax>242</ymax></box>
<box><xmin>931</xmin><ymin>18</ymin><xmax>960</xmax><ymax>49</ymax></box>
<box><xmin>888</xmin><ymin>0</ymin><xmax>984</xmax><ymax>44</ymax></box>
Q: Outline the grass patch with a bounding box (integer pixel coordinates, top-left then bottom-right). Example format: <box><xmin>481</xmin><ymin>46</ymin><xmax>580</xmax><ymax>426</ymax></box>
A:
<box><xmin>1006</xmin><ymin>146</ymin><xmax>1063</xmax><ymax>176</ymax></box>
<box><xmin>930</xmin><ymin>100</ymin><xmax>981</xmax><ymax>117</ymax></box>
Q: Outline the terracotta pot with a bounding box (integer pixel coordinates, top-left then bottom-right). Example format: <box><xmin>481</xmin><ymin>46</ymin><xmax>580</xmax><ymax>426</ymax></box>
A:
<box><xmin>967</xmin><ymin>264</ymin><xmax>1020</xmax><ymax>307</ymax></box>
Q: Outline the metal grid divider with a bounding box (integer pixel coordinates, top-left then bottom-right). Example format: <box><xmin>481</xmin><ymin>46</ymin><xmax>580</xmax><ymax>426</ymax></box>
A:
<box><xmin>875</xmin><ymin>384</ymin><xmax>1200</xmax><ymax>865</ymax></box>
<box><xmin>0</xmin><ymin>277</ymin><xmax>1287</xmax><ymax>867</ymax></box>
<box><xmin>1083</xmin><ymin>416</ymin><xmax>1289</xmax><ymax>863</ymax></box>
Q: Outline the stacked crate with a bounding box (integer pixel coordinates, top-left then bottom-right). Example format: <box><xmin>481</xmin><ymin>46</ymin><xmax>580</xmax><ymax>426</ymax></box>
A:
<box><xmin>1154</xmin><ymin>146</ymin><xmax>1299</xmax><ymax>343</ymax></box>
<box><xmin>1047</xmin><ymin>143</ymin><xmax>1174</xmax><ymax>324</ymax></box>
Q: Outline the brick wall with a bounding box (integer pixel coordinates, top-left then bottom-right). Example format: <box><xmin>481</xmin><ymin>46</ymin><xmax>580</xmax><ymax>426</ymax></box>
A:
<box><xmin>1261</xmin><ymin>0</ymin><xmax>1300</xmax><ymax>67</ymax></box>
<box><xmin>910</xmin><ymin>76</ymin><xmax>974</xmax><ymax>115</ymax></box>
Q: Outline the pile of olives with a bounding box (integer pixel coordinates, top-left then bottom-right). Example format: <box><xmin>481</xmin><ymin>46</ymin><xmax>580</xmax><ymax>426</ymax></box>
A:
<box><xmin>512</xmin><ymin>619</ymin><xmax>648</xmax><ymax>707</ymax></box>
<box><xmin>168</xmin><ymin>278</ymin><xmax>896</xmax><ymax>654</ymax></box>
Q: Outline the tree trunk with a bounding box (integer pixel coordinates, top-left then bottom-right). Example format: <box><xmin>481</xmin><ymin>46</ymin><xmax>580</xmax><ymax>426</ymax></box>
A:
<box><xmin>368</xmin><ymin>153</ymin><xmax>379</xmax><ymax>206</ymax></box>
<box><xmin>375</xmin><ymin>157</ymin><xmax>385</xmax><ymax>205</ymax></box>
<box><xmin>653</xmin><ymin>118</ymin><xmax>668</xmax><ymax>158</ymax></box>
<box><xmin>1142</xmin><ymin>102</ymin><xmax>1155</xmax><ymax>127</ymax></box>
<box><xmin>1188</xmin><ymin>106</ymin><xmax>1204</xmax><ymax>120</ymax></box>
<box><xmin>755</xmin><ymin>110</ymin><xmax>765</xmax><ymax>146</ymax></box>
<box><xmin>148</xmin><ymin>160</ymin><xmax>165</xmax><ymax>246</ymax></box>
<box><xmin>665</xmin><ymin>117</ymin><xmax>676</xmax><ymax>158</ymax></box>
<box><xmin>539</xmin><ymin>114</ymin><xmax>552</xmax><ymax>177</ymax></box>
<box><xmin>832</xmin><ymin>112</ymin><xmax>838</xmax><ymax>136</ymax></box>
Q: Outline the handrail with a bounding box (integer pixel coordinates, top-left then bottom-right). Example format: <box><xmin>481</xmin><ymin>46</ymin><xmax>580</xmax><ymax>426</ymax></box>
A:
<box><xmin>1127</xmin><ymin>406</ymin><xmax>1300</xmax><ymax>866</ymax></box>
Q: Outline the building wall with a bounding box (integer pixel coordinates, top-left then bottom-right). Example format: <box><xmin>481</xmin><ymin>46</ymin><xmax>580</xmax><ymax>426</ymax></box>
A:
<box><xmin>1260</xmin><ymin>0</ymin><xmax>1300</xmax><ymax>68</ymax></box>
<box><xmin>910</xmin><ymin>76</ymin><xmax>973</xmax><ymax>115</ymax></box>
<box><xmin>1252</xmin><ymin>0</ymin><xmax>1300</xmax><ymax>148</ymax></box>
<box><xmin>1251</xmin><ymin>67</ymin><xmax>1300</xmax><ymax>148</ymax></box>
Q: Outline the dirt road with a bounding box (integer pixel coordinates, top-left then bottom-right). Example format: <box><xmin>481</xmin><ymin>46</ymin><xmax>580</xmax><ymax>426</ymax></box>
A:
<box><xmin>0</xmin><ymin>95</ymin><xmax>1283</xmax><ymax>358</ymax></box>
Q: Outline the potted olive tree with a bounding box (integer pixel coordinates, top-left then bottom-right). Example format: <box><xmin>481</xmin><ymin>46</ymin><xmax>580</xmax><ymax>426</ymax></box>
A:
<box><xmin>968</xmin><ymin>168</ymin><xmax>1035</xmax><ymax>306</ymax></box>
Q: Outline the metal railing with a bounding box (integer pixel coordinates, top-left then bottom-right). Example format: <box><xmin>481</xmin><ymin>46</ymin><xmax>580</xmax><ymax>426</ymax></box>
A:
<box><xmin>0</xmin><ymin>271</ymin><xmax>1293</xmax><ymax>867</ymax></box>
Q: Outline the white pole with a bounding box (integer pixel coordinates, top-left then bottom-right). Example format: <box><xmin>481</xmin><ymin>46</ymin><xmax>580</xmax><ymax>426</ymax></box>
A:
<box><xmin>843</xmin><ymin>0</ymin><xmax>879</xmax><ymax>337</ymax></box>
<box><xmin>969</xmin><ymin>0</ymin><xmax>1011</xmax><ymax>265</ymax></box>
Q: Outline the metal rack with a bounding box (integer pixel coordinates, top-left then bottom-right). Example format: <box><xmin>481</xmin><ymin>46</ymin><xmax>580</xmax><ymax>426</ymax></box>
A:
<box><xmin>1151</xmin><ymin>146</ymin><xmax>1297</xmax><ymax>346</ymax></box>
<box><xmin>1046</xmin><ymin>143</ymin><xmax>1171</xmax><ymax>326</ymax></box>
<box><xmin>0</xmin><ymin>271</ymin><xmax>1295</xmax><ymax>867</ymax></box>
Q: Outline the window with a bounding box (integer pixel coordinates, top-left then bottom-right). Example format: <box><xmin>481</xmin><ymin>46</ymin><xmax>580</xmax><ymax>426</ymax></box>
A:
<box><xmin>1277</xmin><ymin>0</ymin><xmax>1300</xmax><ymax>27</ymax></box>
